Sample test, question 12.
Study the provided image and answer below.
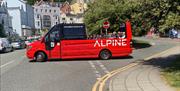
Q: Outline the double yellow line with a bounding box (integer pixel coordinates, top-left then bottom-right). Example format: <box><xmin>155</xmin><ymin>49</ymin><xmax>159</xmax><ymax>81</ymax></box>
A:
<box><xmin>92</xmin><ymin>63</ymin><xmax>138</xmax><ymax>91</ymax></box>
<box><xmin>92</xmin><ymin>46</ymin><xmax>178</xmax><ymax>91</ymax></box>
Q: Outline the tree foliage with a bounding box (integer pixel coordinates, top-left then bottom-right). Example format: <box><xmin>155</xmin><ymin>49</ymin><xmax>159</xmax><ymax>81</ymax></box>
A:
<box><xmin>26</xmin><ymin>0</ymin><xmax>36</xmax><ymax>5</ymax></box>
<box><xmin>84</xmin><ymin>0</ymin><xmax>180</xmax><ymax>35</ymax></box>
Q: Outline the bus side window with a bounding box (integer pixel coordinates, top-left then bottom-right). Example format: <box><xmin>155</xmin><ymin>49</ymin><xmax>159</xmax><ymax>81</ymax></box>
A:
<box><xmin>49</xmin><ymin>25</ymin><xmax>60</xmax><ymax>42</ymax></box>
<box><xmin>44</xmin><ymin>25</ymin><xmax>60</xmax><ymax>43</ymax></box>
<box><xmin>50</xmin><ymin>31</ymin><xmax>60</xmax><ymax>42</ymax></box>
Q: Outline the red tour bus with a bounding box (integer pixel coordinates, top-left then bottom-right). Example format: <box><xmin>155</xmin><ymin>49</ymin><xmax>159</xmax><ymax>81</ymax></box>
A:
<box><xmin>26</xmin><ymin>21</ymin><xmax>133</xmax><ymax>62</ymax></box>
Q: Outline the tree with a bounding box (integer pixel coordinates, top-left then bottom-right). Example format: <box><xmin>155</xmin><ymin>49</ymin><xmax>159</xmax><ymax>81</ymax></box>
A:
<box><xmin>26</xmin><ymin>0</ymin><xmax>36</xmax><ymax>5</ymax></box>
<box><xmin>84</xmin><ymin>0</ymin><xmax>139</xmax><ymax>34</ymax></box>
<box><xmin>84</xmin><ymin>0</ymin><xmax>180</xmax><ymax>36</ymax></box>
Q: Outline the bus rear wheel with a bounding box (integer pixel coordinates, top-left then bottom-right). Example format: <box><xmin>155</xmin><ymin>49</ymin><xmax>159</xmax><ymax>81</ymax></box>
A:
<box><xmin>35</xmin><ymin>52</ymin><xmax>46</xmax><ymax>62</ymax></box>
<box><xmin>99</xmin><ymin>50</ymin><xmax>111</xmax><ymax>60</ymax></box>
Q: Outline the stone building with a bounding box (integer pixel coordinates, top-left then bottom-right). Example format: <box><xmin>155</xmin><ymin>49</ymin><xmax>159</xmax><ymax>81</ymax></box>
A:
<box><xmin>33</xmin><ymin>0</ymin><xmax>61</xmax><ymax>35</ymax></box>
<box><xmin>0</xmin><ymin>0</ymin><xmax>13</xmax><ymax>37</ymax></box>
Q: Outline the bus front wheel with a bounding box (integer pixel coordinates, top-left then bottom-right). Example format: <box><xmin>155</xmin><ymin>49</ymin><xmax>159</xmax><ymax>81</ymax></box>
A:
<box><xmin>35</xmin><ymin>52</ymin><xmax>46</xmax><ymax>62</ymax></box>
<box><xmin>99</xmin><ymin>50</ymin><xmax>111</xmax><ymax>60</ymax></box>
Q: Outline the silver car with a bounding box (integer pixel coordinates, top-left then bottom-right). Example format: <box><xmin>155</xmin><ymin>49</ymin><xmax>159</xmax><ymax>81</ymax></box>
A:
<box><xmin>11</xmin><ymin>40</ymin><xmax>26</xmax><ymax>49</ymax></box>
<box><xmin>0</xmin><ymin>38</ymin><xmax>13</xmax><ymax>52</ymax></box>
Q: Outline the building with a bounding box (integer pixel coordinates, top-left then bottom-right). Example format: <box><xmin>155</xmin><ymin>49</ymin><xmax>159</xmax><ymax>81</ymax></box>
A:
<box><xmin>0</xmin><ymin>0</ymin><xmax>13</xmax><ymax>37</ymax></box>
<box><xmin>70</xmin><ymin>0</ymin><xmax>87</xmax><ymax>15</ymax></box>
<box><xmin>60</xmin><ymin>1</ymin><xmax>71</xmax><ymax>14</ymax></box>
<box><xmin>60</xmin><ymin>0</ymin><xmax>87</xmax><ymax>23</ymax></box>
<box><xmin>5</xmin><ymin>0</ymin><xmax>34</xmax><ymax>37</ymax></box>
<box><xmin>33</xmin><ymin>0</ymin><xmax>61</xmax><ymax>34</ymax></box>
<box><xmin>60</xmin><ymin>1</ymin><xmax>73</xmax><ymax>23</ymax></box>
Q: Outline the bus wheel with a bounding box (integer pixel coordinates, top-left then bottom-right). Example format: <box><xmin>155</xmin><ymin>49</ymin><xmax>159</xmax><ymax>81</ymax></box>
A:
<box><xmin>99</xmin><ymin>50</ymin><xmax>111</xmax><ymax>60</ymax></box>
<box><xmin>35</xmin><ymin>52</ymin><xmax>46</xmax><ymax>62</ymax></box>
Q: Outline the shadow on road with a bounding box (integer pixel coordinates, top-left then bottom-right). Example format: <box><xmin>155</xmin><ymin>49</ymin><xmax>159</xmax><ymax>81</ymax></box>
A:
<box><xmin>143</xmin><ymin>54</ymin><xmax>180</xmax><ymax>71</ymax></box>
<box><xmin>0</xmin><ymin>48</ymin><xmax>25</xmax><ymax>54</ymax></box>
<box><xmin>29</xmin><ymin>55</ymin><xmax>133</xmax><ymax>63</ymax></box>
<box><xmin>133</xmin><ymin>39</ymin><xmax>152</xmax><ymax>49</ymax></box>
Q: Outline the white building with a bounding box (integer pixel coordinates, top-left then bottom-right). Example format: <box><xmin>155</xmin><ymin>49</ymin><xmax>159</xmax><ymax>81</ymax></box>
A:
<box><xmin>5</xmin><ymin>0</ymin><xmax>34</xmax><ymax>37</ymax></box>
<box><xmin>60</xmin><ymin>13</ymin><xmax>84</xmax><ymax>24</ymax></box>
<box><xmin>33</xmin><ymin>0</ymin><xmax>61</xmax><ymax>34</ymax></box>
<box><xmin>0</xmin><ymin>0</ymin><xmax>13</xmax><ymax>36</ymax></box>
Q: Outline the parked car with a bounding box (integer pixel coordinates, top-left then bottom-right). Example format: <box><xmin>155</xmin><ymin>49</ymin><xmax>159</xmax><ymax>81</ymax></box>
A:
<box><xmin>0</xmin><ymin>38</ymin><xmax>14</xmax><ymax>52</ymax></box>
<box><xmin>11</xmin><ymin>40</ymin><xmax>26</xmax><ymax>49</ymax></box>
<box><xmin>25</xmin><ymin>36</ymin><xmax>41</xmax><ymax>46</ymax></box>
<box><xmin>25</xmin><ymin>40</ymin><xmax>31</xmax><ymax>46</ymax></box>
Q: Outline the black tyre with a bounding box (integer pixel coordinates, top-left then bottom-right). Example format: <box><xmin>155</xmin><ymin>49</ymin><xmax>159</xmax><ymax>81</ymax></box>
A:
<box><xmin>3</xmin><ymin>48</ymin><xmax>7</xmax><ymax>53</ymax></box>
<box><xmin>99</xmin><ymin>50</ymin><xmax>111</xmax><ymax>60</ymax></box>
<box><xmin>35</xmin><ymin>52</ymin><xmax>46</xmax><ymax>62</ymax></box>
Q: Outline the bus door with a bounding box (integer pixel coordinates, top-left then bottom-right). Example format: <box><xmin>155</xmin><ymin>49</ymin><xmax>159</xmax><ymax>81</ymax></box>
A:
<box><xmin>44</xmin><ymin>25</ymin><xmax>61</xmax><ymax>59</ymax></box>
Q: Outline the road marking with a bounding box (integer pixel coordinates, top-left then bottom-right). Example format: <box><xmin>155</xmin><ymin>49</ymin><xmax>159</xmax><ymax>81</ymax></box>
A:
<box><xmin>89</xmin><ymin>61</ymin><xmax>110</xmax><ymax>80</ymax></box>
<box><xmin>0</xmin><ymin>56</ymin><xmax>26</xmax><ymax>68</ymax></box>
<box><xmin>0</xmin><ymin>60</ymin><xmax>15</xmax><ymax>68</ymax></box>
<box><xmin>88</xmin><ymin>61</ymin><xmax>102</xmax><ymax>78</ymax></box>
<box><xmin>92</xmin><ymin>46</ymin><xmax>179</xmax><ymax>91</ymax></box>
<box><xmin>92</xmin><ymin>63</ymin><xmax>138</xmax><ymax>91</ymax></box>
<box><xmin>96</xmin><ymin>61</ymin><xmax>110</xmax><ymax>74</ymax></box>
<box><xmin>150</xmin><ymin>42</ymin><xmax>156</xmax><ymax>45</ymax></box>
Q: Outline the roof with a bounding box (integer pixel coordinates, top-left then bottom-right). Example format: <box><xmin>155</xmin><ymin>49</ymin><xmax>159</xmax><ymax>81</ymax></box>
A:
<box><xmin>0</xmin><ymin>5</ymin><xmax>8</xmax><ymax>14</ymax></box>
<box><xmin>34</xmin><ymin>0</ymin><xmax>61</xmax><ymax>7</ymax></box>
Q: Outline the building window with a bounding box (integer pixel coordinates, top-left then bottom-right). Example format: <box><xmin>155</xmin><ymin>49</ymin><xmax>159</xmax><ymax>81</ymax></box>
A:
<box><xmin>43</xmin><ymin>15</ymin><xmax>51</xmax><ymax>28</ymax></box>
<box><xmin>70</xmin><ymin>18</ymin><xmax>73</xmax><ymax>21</ymax></box>
<box><xmin>37</xmin><ymin>14</ymin><xmax>40</xmax><ymax>19</ymax></box>
<box><xmin>54</xmin><ymin>10</ymin><xmax>56</xmax><ymax>13</ymax></box>
<box><xmin>56</xmin><ymin>16</ymin><xmax>58</xmax><ymax>20</ymax></box>
<box><xmin>41</xmin><ymin>9</ymin><xmax>43</xmax><ymax>12</ymax></box>
<box><xmin>37</xmin><ymin>21</ymin><xmax>40</xmax><ymax>26</ymax></box>
<box><xmin>1</xmin><ymin>20</ymin><xmax>4</xmax><ymax>25</ymax></box>
<box><xmin>45</xmin><ymin>9</ymin><xmax>47</xmax><ymax>12</ymax></box>
<box><xmin>49</xmin><ymin>9</ymin><xmax>51</xmax><ymax>13</ymax></box>
<box><xmin>62</xmin><ymin>18</ymin><xmax>66</xmax><ymax>23</ymax></box>
<box><xmin>35</xmin><ymin>9</ymin><xmax>38</xmax><ymax>12</ymax></box>
<box><xmin>62</xmin><ymin>18</ymin><xmax>65</xmax><ymax>20</ymax></box>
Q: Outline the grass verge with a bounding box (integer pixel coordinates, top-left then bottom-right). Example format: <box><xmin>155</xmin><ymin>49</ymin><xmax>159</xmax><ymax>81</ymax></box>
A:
<box><xmin>162</xmin><ymin>56</ymin><xmax>180</xmax><ymax>91</ymax></box>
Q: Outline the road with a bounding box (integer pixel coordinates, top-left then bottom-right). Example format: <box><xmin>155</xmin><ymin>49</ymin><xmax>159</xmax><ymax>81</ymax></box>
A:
<box><xmin>0</xmin><ymin>37</ymin><xmax>179</xmax><ymax>91</ymax></box>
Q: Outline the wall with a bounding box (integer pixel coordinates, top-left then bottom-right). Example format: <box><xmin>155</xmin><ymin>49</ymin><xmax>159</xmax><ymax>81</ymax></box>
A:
<box><xmin>34</xmin><ymin>4</ymin><xmax>60</xmax><ymax>30</ymax></box>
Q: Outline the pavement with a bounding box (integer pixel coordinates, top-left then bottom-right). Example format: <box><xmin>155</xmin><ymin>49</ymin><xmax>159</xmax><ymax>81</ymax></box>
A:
<box><xmin>109</xmin><ymin>46</ymin><xmax>180</xmax><ymax>91</ymax></box>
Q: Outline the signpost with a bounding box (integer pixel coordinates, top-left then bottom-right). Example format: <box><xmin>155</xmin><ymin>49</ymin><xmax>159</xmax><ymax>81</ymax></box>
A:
<box><xmin>103</xmin><ymin>21</ymin><xmax>110</xmax><ymax>36</ymax></box>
